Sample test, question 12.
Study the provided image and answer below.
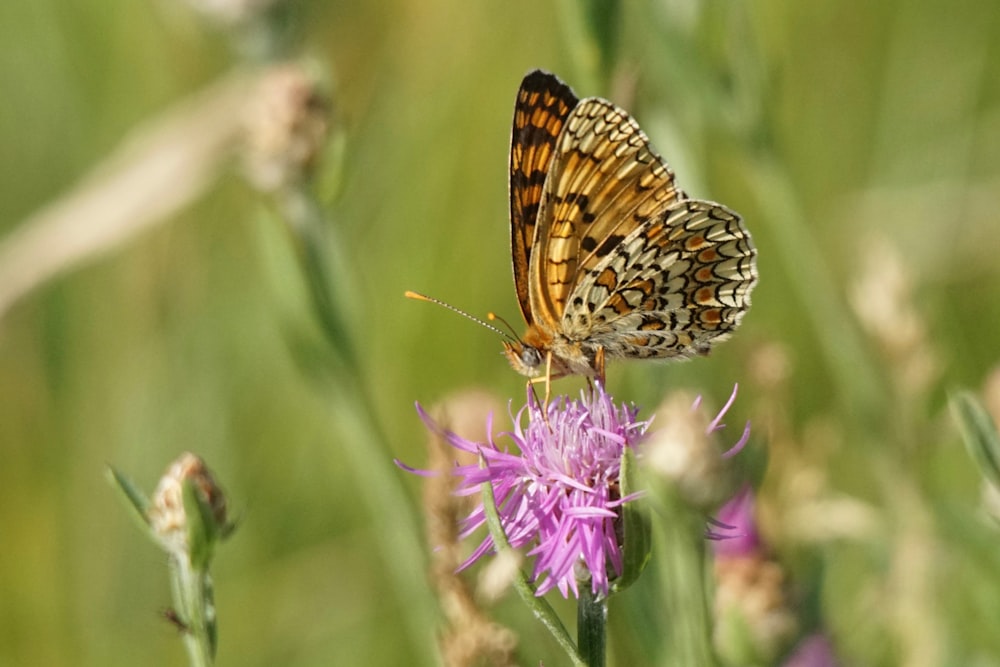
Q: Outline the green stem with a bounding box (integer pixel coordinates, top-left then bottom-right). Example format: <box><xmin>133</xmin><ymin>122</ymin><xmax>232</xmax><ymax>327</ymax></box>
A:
<box><xmin>170</xmin><ymin>554</ymin><xmax>215</xmax><ymax>667</ymax></box>
<box><xmin>277</xmin><ymin>187</ymin><xmax>358</xmax><ymax>375</ymax></box>
<box><xmin>651</xmin><ymin>487</ymin><xmax>717</xmax><ymax>666</ymax></box>
<box><xmin>271</xmin><ymin>185</ymin><xmax>438</xmax><ymax>663</ymax></box>
<box><xmin>577</xmin><ymin>586</ymin><xmax>607</xmax><ymax>667</ymax></box>
<box><xmin>479</xmin><ymin>468</ymin><xmax>586</xmax><ymax>667</ymax></box>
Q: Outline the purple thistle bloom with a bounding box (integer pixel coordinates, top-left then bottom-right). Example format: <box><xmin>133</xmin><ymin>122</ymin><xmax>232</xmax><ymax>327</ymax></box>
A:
<box><xmin>402</xmin><ymin>383</ymin><xmax>648</xmax><ymax>598</ymax></box>
<box><xmin>783</xmin><ymin>633</ymin><xmax>839</xmax><ymax>667</ymax></box>
<box><xmin>711</xmin><ymin>484</ymin><xmax>761</xmax><ymax>556</ymax></box>
<box><xmin>645</xmin><ymin>384</ymin><xmax>751</xmax><ymax>515</ymax></box>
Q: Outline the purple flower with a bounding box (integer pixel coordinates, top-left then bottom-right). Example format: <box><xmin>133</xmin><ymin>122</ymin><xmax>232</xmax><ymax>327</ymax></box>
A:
<box><xmin>644</xmin><ymin>384</ymin><xmax>751</xmax><ymax>511</ymax></box>
<box><xmin>710</xmin><ymin>485</ymin><xmax>800</xmax><ymax>663</ymax></box>
<box><xmin>783</xmin><ymin>633</ymin><xmax>839</xmax><ymax>667</ymax></box>
<box><xmin>711</xmin><ymin>484</ymin><xmax>761</xmax><ymax>556</ymax></box>
<box><xmin>401</xmin><ymin>383</ymin><xmax>648</xmax><ymax>598</ymax></box>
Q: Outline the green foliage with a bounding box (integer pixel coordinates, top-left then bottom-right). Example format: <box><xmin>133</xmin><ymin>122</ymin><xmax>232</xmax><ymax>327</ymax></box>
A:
<box><xmin>951</xmin><ymin>391</ymin><xmax>1000</xmax><ymax>491</ymax></box>
<box><xmin>612</xmin><ymin>447</ymin><xmax>651</xmax><ymax>595</ymax></box>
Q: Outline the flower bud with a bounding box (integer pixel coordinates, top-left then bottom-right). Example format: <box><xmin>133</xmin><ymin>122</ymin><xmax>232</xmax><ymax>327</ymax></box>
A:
<box><xmin>645</xmin><ymin>387</ymin><xmax>748</xmax><ymax>510</ymax></box>
<box><xmin>147</xmin><ymin>452</ymin><xmax>229</xmax><ymax>562</ymax></box>
<box><xmin>243</xmin><ymin>63</ymin><xmax>331</xmax><ymax>192</ymax></box>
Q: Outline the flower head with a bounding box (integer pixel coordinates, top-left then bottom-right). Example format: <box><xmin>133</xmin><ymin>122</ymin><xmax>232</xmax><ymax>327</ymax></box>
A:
<box><xmin>712</xmin><ymin>484</ymin><xmax>761</xmax><ymax>555</ymax></box>
<box><xmin>403</xmin><ymin>384</ymin><xmax>648</xmax><ymax>598</ymax></box>
<box><xmin>147</xmin><ymin>452</ymin><xmax>231</xmax><ymax>562</ymax></box>
<box><xmin>711</xmin><ymin>486</ymin><xmax>799</xmax><ymax>665</ymax></box>
<box><xmin>783</xmin><ymin>633</ymin><xmax>839</xmax><ymax>667</ymax></box>
<box><xmin>645</xmin><ymin>384</ymin><xmax>751</xmax><ymax>510</ymax></box>
<box><xmin>243</xmin><ymin>63</ymin><xmax>332</xmax><ymax>192</ymax></box>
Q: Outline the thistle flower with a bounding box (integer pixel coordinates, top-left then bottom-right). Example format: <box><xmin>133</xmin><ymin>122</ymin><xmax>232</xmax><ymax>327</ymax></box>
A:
<box><xmin>712</xmin><ymin>484</ymin><xmax>761</xmax><ymax>555</ymax></box>
<box><xmin>782</xmin><ymin>633</ymin><xmax>839</xmax><ymax>667</ymax></box>
<box><xmin>402</xmin><ymin>383</ymin><xmax>648</xmax><ymax>599</ymax></box>
<box><xmin>712</xmin><ymin>486</ymin><xmax>799</xmax><ymax>665</ymax></box>
<box><xmin>644</xmin><ymin>385</ymin><xmax>751</xmax><ymax>510</ymax></box>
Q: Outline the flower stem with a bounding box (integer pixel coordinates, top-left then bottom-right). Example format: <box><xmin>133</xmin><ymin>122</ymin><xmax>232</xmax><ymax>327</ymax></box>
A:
<box><xmin>478</xmin><ymin>467</ymin><xmax>586</xmax><ymax>666</ymax></box>
<box><xmin>271</xmin><ymin>183</ymin><xmax>438</xmax><ymax>662</ymax></box>
<box><xmin>577</xmin><ymin>586</ymin><xmax>607</xmax><ymax>667</ymax></box>
<box><xmin>170</xmin><ymin>554</ymin><xmax>215</xmax><ymax>667</ymax></box>
<box><xmin>652</xmin><ymin>489</ymin><xmax>717</xmax><ymax>665</ymax></box>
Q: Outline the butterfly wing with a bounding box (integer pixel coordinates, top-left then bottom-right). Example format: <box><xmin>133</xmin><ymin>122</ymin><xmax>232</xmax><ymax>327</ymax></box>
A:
<box><xmin>528</xmin><ymin>95</ymin><xmax>687</xmax><ymax>329</ymax></box>
<box><xmin>509</xmin><ymin>71</ymin><xmax>579</xmax><ymax>326</ymax></box>
<box><xmin>562</xmin><ymin>199</ymin><xmax>757</xmax><ymax>360</ymax></box>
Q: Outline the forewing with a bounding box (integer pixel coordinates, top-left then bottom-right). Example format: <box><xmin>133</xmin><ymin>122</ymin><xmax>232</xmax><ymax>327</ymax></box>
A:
<box><xmin>561</xmin><ymin>199</ymin><xmax>757</xmax><ymax>360</ymax></box>
<box><xmin>509</xmin><ymin>71</ymin><xmax>578</xmax><ymax>325</ymax></box>
<box><xmin>529</xmin><ymin>96</ymin><xmax>686</xmax><ymax>326</ymax></box>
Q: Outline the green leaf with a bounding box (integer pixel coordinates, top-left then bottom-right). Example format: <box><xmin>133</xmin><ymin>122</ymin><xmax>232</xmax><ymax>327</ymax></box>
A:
<box><xmin>183</xmin><ymin>479</ymin><xmax>216</xmax><ymax>570</ymax></box>
<box><xmin>949</xmin><ymin>390</ymin><xmax>1000</xmax><ymax>489</ymax></box>
<box><xmin>106</xmin><ymin>466</ymin><xmax>152</xmax><ymax>526</ymax></box>
<box><xmin>612</xmin><ymin>447</ymin><xmax>651</xmax><ymax>594</ymax></box>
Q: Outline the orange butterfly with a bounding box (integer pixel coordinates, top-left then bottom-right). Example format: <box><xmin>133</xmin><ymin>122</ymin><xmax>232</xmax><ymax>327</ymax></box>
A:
<box><xmin>502</xmin><ymin>70</ymin><xmax>757</xmax><ymax>381</ymax></box>
<box><xmin>408</xmin><ymin>71</ymin><xmax>757</xmax><ymax>384</ymax></box>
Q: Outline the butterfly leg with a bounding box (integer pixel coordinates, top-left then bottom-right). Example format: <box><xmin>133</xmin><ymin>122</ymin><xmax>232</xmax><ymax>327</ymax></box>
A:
<box><xmin>595</xmin><ymin>346</ymin><xmax>606</xmax><ymax>386</ymax></box>
<box><xmin>524</xmin><ymin>351</ymin><xmax>553</xmax><ymax>403</ymax></box>
<box><xmin>523</xmin><ymin>353</ymin><xmax>555</xmax><ymax>428</ymax></box>
<box><xmin>543</xmin><ymin>351</ymin><xmax>554</xmax><ymax>405</ymax></box>
<box><xmin>523</xmin><ymin>379</ymin><xmax>554</xmax><ymax>429</ymax></box>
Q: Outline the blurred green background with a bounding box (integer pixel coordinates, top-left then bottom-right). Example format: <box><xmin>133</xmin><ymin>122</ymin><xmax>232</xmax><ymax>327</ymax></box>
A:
<box><xmin>2</xmin><ymin>0</ymin><xmax>1000</xmax><ymax>665</ymax></box>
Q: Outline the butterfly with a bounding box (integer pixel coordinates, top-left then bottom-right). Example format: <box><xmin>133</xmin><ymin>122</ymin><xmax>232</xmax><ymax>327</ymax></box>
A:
<box><xmin>502</xmin><ymin>70</ymin><xmax>757</xmax><ymax>381</ymax></box>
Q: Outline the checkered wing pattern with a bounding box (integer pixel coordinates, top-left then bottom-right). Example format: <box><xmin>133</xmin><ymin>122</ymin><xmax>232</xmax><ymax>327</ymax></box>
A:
<box><xmin>505</xmin><ymin>70</ymin><xmax>757</xmax><ymax>378</ymax></box>
<box><xmin>509</xmin><ymin>70</ymin><xmax>578</xmax><ymax>325</ymax></box>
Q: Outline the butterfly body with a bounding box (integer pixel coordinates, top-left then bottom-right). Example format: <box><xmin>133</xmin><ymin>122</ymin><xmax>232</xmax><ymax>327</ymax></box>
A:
<box><xmin>505</xmin><ymin>70</ymin><xmax>757</xmax><ymax>380</ymax></box>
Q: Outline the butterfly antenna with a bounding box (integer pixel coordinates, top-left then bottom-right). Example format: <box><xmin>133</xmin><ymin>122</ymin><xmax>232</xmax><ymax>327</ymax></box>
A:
<box><xmin>405</xmin><ymin>291</ymin><xmax>516</xmax><ymax>342</ymax></box>
<box><xmin>486</xmin><ymin>312</ymin><xmax>525</xmax><ymax>345</ymax></box>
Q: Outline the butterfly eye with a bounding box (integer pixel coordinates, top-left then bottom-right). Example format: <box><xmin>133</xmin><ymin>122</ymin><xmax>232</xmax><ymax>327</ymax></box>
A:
<box><xmin>521</xmin><ymin>346</ymin><xmax>543</xmax><ymax>369</ymax></box>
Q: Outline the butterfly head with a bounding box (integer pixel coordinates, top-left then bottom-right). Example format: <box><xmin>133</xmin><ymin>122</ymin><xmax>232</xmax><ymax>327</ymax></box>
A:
<box><xmin>502</xmin><ymin>340</ymin><xmax>545</xmax><ymax>378</ymax></box>
<box><xmin>501</xmin><ymin>325</ymin><xmax>587</xmax><ymax>379</ymax></box>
